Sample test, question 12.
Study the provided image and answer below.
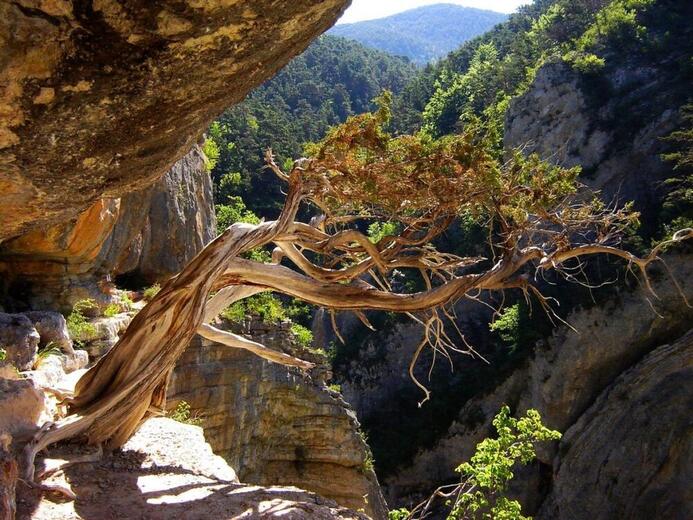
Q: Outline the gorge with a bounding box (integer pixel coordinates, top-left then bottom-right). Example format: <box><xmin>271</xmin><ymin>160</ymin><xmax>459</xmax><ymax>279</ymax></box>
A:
<box><xmin>1</xmin><ymin>1</ymin><xmax>691</xmax><ymax>520</ymax></box>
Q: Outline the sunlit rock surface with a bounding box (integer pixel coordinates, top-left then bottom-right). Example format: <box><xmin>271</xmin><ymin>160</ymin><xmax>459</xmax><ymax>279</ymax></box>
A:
<box><xmin>169</xmin><ymin>324</ymin><xmax>388</xmax><ymax>519</ymax></box>
<box><xmin>0</xmin><ymin>0</ymin><xmax>350</xmax><ymax>241</ymax></box>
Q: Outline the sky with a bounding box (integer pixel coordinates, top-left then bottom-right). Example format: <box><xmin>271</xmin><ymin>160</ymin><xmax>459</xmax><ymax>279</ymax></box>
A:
<box><xmin>337</xmin><ymin>0</ymin><xmax>530</xmax><ymax>24</ymax></box>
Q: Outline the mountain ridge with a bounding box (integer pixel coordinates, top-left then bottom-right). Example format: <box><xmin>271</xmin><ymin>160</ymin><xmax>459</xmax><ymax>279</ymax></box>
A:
<box><xmin>329</xmin><ymin>3</ymin><xmax>508</xmax><ymax>64</ymax></box>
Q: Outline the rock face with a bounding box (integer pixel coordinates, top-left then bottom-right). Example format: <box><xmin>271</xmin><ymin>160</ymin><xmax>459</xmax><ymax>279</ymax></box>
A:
<box><xmin>505</xmin><ymin>59</ymin><xmax>686</xmax><ymax>227</ymax></box>
<box><xmin>0</xmin><ymin>313</ymin><xmax>39</xmax><ymax>370</ymax></box>
<box><xmin>383</xmin><ymin>254</ymin><xmax>692</xmax><ymax>514</ymax></box>
<box><xmin>538</xmin><ymin>331</ymin><xmax>693</xmax><ymax>520</ymax></box>
<box><xmin>99</xmin><ymin>144</ymin><xmax>217</xmax><ymax>285</ymax></box>
<box><xmin>22</xmin><ymin>311</ymin><xmax>74</xmax><ymax>356</ymax></box>
<box><xmin>0</xmin><ymin>146</ymin><xmax>215</xmax><ymax>311</ymax></box>
<box><xmin>169</xmin><ymin>324</ymin><xmax>388</xmax><ymax>520</ymax></box>
<box><xmin>18</xmin><ymin>417</ymin><xmax>368</xmax><ymax>520</ymax></box>
<box><xmin>0</xmin><ymin>378</ymin><xmax>44</xmax><ymax>443</ymax></box>
<box><xmin>0</xmin><ymin>0</ymin><xmax>350</xmax><ymax>242</ymax></box>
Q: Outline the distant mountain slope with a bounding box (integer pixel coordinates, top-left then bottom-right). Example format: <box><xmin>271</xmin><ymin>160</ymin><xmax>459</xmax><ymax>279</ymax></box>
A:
<box><xmin>329</xmin><ymin>3</ymin><xmax>507</xmax><ymax>64</ymax></box>
<box><xmin>207</xmin><ymin>35</ymin><xmax>417</xmax><ymax>217</ymax></box>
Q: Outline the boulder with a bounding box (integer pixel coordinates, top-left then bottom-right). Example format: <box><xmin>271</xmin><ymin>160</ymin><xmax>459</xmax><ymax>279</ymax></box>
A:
<box><xmin>23</xmin><ymin>311</ymin><xmax>74</xmax><ymax>356</ymax></box>
<box><xmin>0</xmin><ymin>313</ymin><xmax>39</xmax><ymax>370</ymax></box>
<box><xmin>537</xmin><ymin>331</ymin><xmax>693</xmax><ymax>520</ymax></box>
<box><xmin>0</xmin><ymin>378</ymin><xmax>44</xmax><ymax>441</ymax></box>
<box><xmin>0</xmin><ymin>0</ymin><xmax>349</xmax><ymax>242</ymax></box>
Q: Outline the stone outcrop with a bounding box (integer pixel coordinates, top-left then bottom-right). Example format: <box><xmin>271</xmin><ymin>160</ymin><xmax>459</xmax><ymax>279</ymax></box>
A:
<box><xmin>383</xmin><ymin>254</ymin><xmax>692</xmax><ymax>514</ymax></box>
<box><xmin>0</xmin><ymin>378</ymin><xmax>44</xmax><ymax>443</ymax></box>
<box><xmin>505</xmin><ymin>59</ymin><xmax>686</xmax><ymax>226</ymax></box>
<box><xmin>103</xmin><ymin>145</ymin><xmax>216</xmax><ymax>284</ymax></box>
<box><xmin>22</xmin><ymin>312</ymin><xmax>73</xmax><ymax>356</ymax></box>
<box><xmin>0</xmin><ymin>314</ymin><xmax>39</xmax><ymax>370</ymax></box>
<box><xmin>0</xmin><ymin>0</ymin><xmax>350</xmax><ymax>242</ymax></box>
<box><xmin>537</xmin><ymin>331</ymin><xmax>693</xmax><ymax>520</ymax></box>
<box><xmin>17</xmin><ymin>417</ymin><xmax>368</xmax><ymax>520</ymax></box>
<box><xmin>0</xmin><ymin>146</ymin><xmax>215</xmax><ymax>311</ymax></box>
<box><xmin>169</xmin><ymin>322</ymin><xmax>388</xmax><ymax>519</ymax></box>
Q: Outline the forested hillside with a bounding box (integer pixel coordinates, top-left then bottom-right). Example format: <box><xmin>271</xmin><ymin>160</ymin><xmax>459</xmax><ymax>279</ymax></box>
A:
<box><xmin>328</xmin><ymin>4</ymin><xmax>507</xmax><ymax>64</ymax></box>
<box><xmin>205</xmin><ymin>35</ymin><xmax>416</xmax><ymax>220</ymax></box>
<box><xmin>392</xmin><ymin>0</ymin><xmax>692</xmax><ymax>234</ymax></box>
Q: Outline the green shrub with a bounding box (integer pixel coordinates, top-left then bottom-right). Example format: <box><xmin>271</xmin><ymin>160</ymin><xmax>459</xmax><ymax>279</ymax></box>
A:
<box><xmin>33</xmin><ymin>342</ymin><xmax>62</xmax><ymax>369</ymax></box>
<box><xmin>388</xmin><ymin>509</ymin><xmax>411</xmax><ymax>520</ymax></box>
<box><xmin>0</xmin><ymin>348</ymin><xmax>6</xmax><ymax>362</ymax></box>
<box><xmin>290</xmin><ymin>323</ymin><xmax>313</xmax><ymax>348</ymax></box>
<box><xmin>489</xmin><ymin>304</ymin><xmax>520</xmax><ymax>347</ymax></box>
<box><xmin>202</xmin><ymin>136</ymin><xmax>220</xmax><ymax>172</ymax></box>
<box><xmin>66</xmin><ymin>299</ymin><xmax>98</xmax><ymax>344</ymax></box>
<box><xmin>367</xmin><ymin>221</ymin><xmax>399</xmax><ymax>244</ymax></box>
<box><xmin>327</xmin><ymin>383</ymin><xmax>341</xmax><ymax>393</ymax></box>
<box><xmin>566</xmin><ymin>51</ymin><xmax>606</xmax><ymax>73</ymax></box>
<box><xmin>119</xmin><ymin>293</ymin><xmax>134</xmax><ymax>311</ymax></box>
<box><xmin>104</xmin><ymin>303</ymin><xmax>121</xmax><ymax>318</ymax></box>
<box><xmin>142</xmin><ymin>284</ymin><xmax>161</xmax><ymax>301</ymax></box>
<box><xmin>215</xmin><ymin>195</ymin><xmax>260</xmax><ymax>232</ymax></box>
<box><xmin>220</xmin><ymin>302</ymin><xmax>246</xmax><ymax>323</ymax></box>
<box><xmin>168</xmin><ymin>401</ymin><xmax>202</xmax><ymax>426</ymax></box>
<box><xmin>447</xmin><ymin>406</ymin><xmax>561</xmax><ymax>519</ymax></box>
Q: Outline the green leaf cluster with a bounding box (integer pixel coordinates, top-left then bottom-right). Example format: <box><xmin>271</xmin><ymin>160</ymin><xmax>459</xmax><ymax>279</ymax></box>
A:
<box><xmin>449</xmin><ymin>406</ymin><xmax>561</xmax><ymax>520</ymax></box>
<box><xmin>66</xmin><ymin>299</ymin><xmax>98</xmax><ymax>345</ymax></box>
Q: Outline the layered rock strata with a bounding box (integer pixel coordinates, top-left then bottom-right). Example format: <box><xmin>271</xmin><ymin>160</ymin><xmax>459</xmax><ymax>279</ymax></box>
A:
<box><xmin>0</xmin><ymin>146</ymin><xmax>214</xmax><ymax>311</ymax></box>
<box><xmin>169</xmin><ymin>320</ymin><xmax>388</xmax><ymax>520</ymax></box>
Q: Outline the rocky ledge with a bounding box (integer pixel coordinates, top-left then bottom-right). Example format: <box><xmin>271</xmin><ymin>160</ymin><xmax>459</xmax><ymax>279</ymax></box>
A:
<box><xmin>16</xmin><ymin>418</ymin><xmax>367</xmax><ymax>520</ymax></box>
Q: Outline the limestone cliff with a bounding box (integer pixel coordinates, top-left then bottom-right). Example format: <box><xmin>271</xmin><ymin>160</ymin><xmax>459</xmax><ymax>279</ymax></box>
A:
<box><xmin>505</xmin><ymin>59</ymin><xmax>687</xmax><ymax>229</ymax></box>
<box><xmin>537</xmin><ymin>331</ymin><xmax>692</xmax><ymax>520</ymax></box>
<box><xmin>168</xmin><ymin>322</ymin><xmax>388</xmax><ymax>520</ymax></box>
<box><xmin>0</xmin><ymin>0</ymin><xmax>350</xmax><ymax>241</ymax></box>
<box><xmin>0</xmin><ymin>145</ymin><xmax>214</xmax><ymax>311</ymax></box>
<box><xmin>383</xmin><ymin>254</ymin><xmax>692</xmax><ymax>515</ymax></box>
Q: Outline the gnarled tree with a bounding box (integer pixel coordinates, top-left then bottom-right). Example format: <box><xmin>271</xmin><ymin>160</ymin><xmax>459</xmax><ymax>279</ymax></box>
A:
<box><xmin>23</xmin><ymin>96</ymin><xmax>691</xmax><ymax>490</ymax></box>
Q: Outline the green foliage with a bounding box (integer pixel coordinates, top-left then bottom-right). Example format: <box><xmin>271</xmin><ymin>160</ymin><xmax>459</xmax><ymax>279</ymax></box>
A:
<box><xmin>222</xmin><ymin>293</ymin><xmax>288</xmax><ymax>325</ymax></box>
<box><xmin>202</xmin><ymin>134</ymin><xmax>220</xmax><ymax>172</ymax></box>
<box><xmin>66</xmin><ymin>299</ymin><xmax>98</xmax><ymax>344</ymax></box>
<box><xmin>448</xmin><ymin>406</ymin><xmax>561</xmax><ymax>520</ymax></box>
<box><xmin>388</xmin><ymin>509</ymin><xmax>412</xmax><ymax>520</ymax></box>
<box><xmin>575</xmin><ymin>0</ymin><xmax>654</xmax><ymax>52</ymax></box>
<box><xmin>422</xmin><ymin>43</ymin><xmax>503</xmax><ymax>137</ymax></box>
<box><xmin>104</xmin><ymin>303</ymin><xmax>121</xmax><ymax>318</ymax></box>
<box><xmin>367</xmin><ymin>221</ymin><xmax>399</xmax><ymax>244</ymax></box>
<box><xmin>33</xmin><ymin>342</ymin><xmax>62</xmax><ymax>369</ymax></box>
<box><xmin>143</xmin><ymin>283</ymin><xmax>161</xmax><ymax>301</ymax></box>
<box><xmin>566</xmin><ymin>52</ymin><xmax>605</xmax><ymax>73</ymax></box>
<box><xmin>489</xmin><ymin>305</ymin><xmax>521</xmax><ymax>347</ymax></box>
<box><xmin>168</xmin><ymin>401</ymin><xmax>202</xmax><ymax>426</ymax></box>
<box><xmin>290</xmin><ymin>323</ymin><xmax>313</xmax><ymax>348</ymax></box>
<box><xmin>0</xmin><ymin>348</ymin><xmax>5</xmax><ymax>362</ymax></box>
<box><xmin>215</xmin><ymin>195</ymin><xmax>261</xmax><ymax>232</ymax></box>
<box><xmin>119</xmin><ymin>293</ymin><xmax>134</xmax><ymax>312</ymax></box>
<box><xmin>361</xmin><ymin>453</ymin><xmax>375</xmax><ymax>474</ymax></box>
<box><xmin>206</xmin><ymin>35</ymin><xmax>416</xmax><ymax>218</ymax></box>
<box><xmin>327</xmin><ymin>383</ymin><xmax>341</xmax><ymax>393</ymax></box>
